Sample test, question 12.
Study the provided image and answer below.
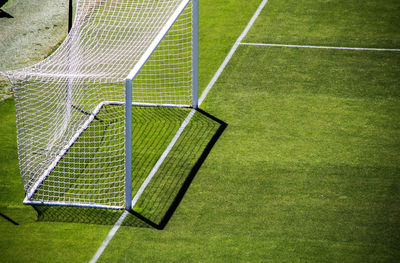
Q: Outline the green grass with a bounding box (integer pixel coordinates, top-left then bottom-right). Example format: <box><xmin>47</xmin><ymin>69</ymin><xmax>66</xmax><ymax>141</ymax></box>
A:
<box><xmin>98</xmin><ymin>42</ymin><xmax>400</xmax><ymax>263</ymax></box>
<box><xmin>0</xmin><ymin>99</ymin><xmax>19</xmax><ymax>206</ymax></box>
<box><xmin>23</xmin><ymin>102</ymin><xmax>222</xmax><ymax>227</ymax></box>
<box><xmin>201</xmin><ymin>46</ymin><xmax>400</xmax><ymax>261</ymax></box>
<box><xmin>198</xmin><ymin>0</ymin><xmax>263</xmax><ymax>95</ymax></box>
<box><xmin>246</xmin><ymin>0</ymin><xmax>400</xmax><ymax>48</ymax></box>
<box><xmin>1</xmin><ymin>0</ymin><xmax>400</xmax><ymax>262</ymax></box>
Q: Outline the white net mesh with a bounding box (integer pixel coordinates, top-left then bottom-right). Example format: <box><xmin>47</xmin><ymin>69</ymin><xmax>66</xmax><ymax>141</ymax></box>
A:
<box><xmin>2</xmin><ymin>0</ymin><xmax>193</xmax><ymax>209</ymax></box>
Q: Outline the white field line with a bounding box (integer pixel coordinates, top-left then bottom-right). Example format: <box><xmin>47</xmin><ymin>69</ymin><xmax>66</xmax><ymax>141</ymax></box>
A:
<box><xmin>89</xmin><ymin>109</ymin><xmax>194</xmax><ymax>263</ymax></box>
<box><xmin>90</xmin><ymin>110</ymin><xmax>196</xmax><ymax>263</ymax></box>
<box><xmin>199</xmin><ymin>0</ymin><xmax>269</xmax><ymax>105</ymax></box>
<box><xmin>89</xmin><ymin>211</ymin><xmax>129</xmax><ymax>263</ymax></box>
<box><xmin>240</xmin><ymin>42</ymin><xmax>400</xmax><ymax>52</ymax></box>
<box><xmin>90</xmin><ymin>1</ymin><xmax>269</xmax><ymax>262</ymax></box>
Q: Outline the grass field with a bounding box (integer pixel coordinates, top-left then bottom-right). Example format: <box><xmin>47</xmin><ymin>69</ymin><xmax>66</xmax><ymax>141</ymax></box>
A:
<box><xmin>1</xmin><ymin>0</ymin><xmax>400</xmax><ymax>262</ymax></box>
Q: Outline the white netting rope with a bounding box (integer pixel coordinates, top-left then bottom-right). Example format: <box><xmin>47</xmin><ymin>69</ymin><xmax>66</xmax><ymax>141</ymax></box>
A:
<box><xmin>2</xmin><ymin>0</ymin><xmax>193</xmax><ymax>208</ymax></box>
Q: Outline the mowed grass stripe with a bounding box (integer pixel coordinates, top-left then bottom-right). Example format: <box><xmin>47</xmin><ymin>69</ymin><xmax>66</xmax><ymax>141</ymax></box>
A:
<box><xmin>222</xmin><ymin>45</ymin><xmax>400</xmax><ymax>100</ymax></box>
<box><xmin>98</xmin><ymin>45</ymin><xmax>400</xmax><ymax>262</ymax></box>
<box><xmin>198</xmin><ymin>45</ymin><xmax>400</xmax><ymax>261</ymax></box>
<box><xmin>245</xmin><ymin>0</ymin><xmax>400</xmax><ymax>49</ymax></box>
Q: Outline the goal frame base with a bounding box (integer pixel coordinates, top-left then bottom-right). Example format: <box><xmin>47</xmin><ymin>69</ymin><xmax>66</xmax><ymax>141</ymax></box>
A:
<box><xmin>23</xmin><ymin>100</ymin><xmax>191</xmax><ymax>210</ymax></box>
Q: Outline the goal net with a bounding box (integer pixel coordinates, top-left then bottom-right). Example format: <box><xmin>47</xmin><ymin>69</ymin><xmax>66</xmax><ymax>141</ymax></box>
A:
<box><xmin>1</xmin><ymin>0</ymin><xmax>197</xmax><ymax>210</ymax></box>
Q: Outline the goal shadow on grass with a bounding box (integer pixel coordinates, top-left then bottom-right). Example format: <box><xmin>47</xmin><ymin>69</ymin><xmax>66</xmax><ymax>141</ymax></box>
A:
<box><xmin>33</xmin><ymin>107</ymin><xmax>227</xmax><ymax>229</ymax></box>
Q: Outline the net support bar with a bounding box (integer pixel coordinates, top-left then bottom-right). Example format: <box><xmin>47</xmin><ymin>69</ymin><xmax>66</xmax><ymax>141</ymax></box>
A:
<box><xmin>68</xmin><ymin>0</ymin><xmax>73</xmax><ymax>32</ymax></box>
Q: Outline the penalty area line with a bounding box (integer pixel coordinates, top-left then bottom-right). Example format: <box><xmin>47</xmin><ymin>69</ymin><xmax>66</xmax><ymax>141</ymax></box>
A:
<box><xmin>90</xmin><ymin>0</ymin><xmax>269</xmax><ymax>262</ymax></box>
<box><xmin>89</xmin><ymin>211</ymin><xmax>129</xmax><ymax>263</ymax></box>
<box><xmin>240</xmin><ymin>42</ymin><xmax>400</xmax><ymax>52</ymax></box>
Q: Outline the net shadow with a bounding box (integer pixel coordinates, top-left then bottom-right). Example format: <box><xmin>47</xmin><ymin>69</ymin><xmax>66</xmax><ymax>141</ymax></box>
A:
<box><xmin>131</xmin><ymin>108</ymin><xmax>227</xmax><ymax>229</ymax></box>
<box><xmin>34</xmin><ymin>107</ymin><xmax>227</xmax><ymax>229</ymax></box>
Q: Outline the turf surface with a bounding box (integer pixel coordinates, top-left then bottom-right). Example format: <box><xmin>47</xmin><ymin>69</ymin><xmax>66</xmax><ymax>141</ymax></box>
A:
<box><xmin>245</xmin><ymin>0</ymin><xmax>400</xmax><ymax>48</ymax></box>
<box><xmin>1</xmin><ymin>0</ymin><xmax>400</xmax><ymax>262</ymax></box>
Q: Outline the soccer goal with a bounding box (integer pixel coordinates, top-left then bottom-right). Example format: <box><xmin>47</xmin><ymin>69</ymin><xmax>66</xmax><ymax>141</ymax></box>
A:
<box><xmin>1</xmin><ymin>0</ymin><xmax>199</xmax><ymax>211</ymax></box>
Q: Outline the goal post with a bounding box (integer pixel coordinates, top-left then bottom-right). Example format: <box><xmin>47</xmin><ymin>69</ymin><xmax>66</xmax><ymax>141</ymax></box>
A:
<box><xmin>124</xmin><ymin>0</ymin><xmax>195</xmax><ymax>211</ymax></box>
<box><xmin>125</xmin><ymin>79</ymin><xmax>133</xmax><ymax>211</ymax></box>
<box><xmin>192</xmin><ymin>0</ymin><xmax>199</xmax><ymax>109</ymax></box>
<box><xmin>2</xmin><ymin>0</ymin><xmax>199</xmax><ymax>212</ymax></box>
